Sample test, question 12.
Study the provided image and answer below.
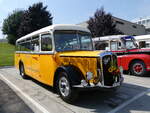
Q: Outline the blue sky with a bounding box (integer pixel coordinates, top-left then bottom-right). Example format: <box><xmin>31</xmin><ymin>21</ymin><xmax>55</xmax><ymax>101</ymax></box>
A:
<box><xmin>0</xmin><ymin>0</ymin><xmax>150</xmax><ymax>38</ymax></box>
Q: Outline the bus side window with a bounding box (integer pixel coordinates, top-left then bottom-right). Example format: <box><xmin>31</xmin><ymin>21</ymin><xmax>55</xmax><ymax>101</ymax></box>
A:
<box><xmin>41</xmin><ymin>33</ymin><xmax>52</xmax><ymax>51</ymax></box>
<box><xmin>95</xmin><ymin>41</ymin><xmax>108</xmax><ymax>50</ymax></box>
<box><xmin>31</xmin><ymin>36</ymin><xmax>40</xmax><ymax>52</ymax></box>
<box><xmin>139</xmin><ymin>41</ymin><xmax>146</xmax><ymax>48</ymax></box>
<box><xmin>110</xmin><ymin>41</ymin><xmax>118</xmax><ymax>51</ymax></box>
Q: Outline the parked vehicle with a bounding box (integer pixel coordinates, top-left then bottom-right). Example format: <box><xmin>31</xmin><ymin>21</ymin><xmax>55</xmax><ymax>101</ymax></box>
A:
<box><xmin>134</xmin><ymin>35</ymin><xmax>150</xmax><ymax>48</ymax></box>
<box><xmin>15</xmin><ymin>25</ymin><xmax>123</xmax><ymax>103</ymax></box>
<box><xmin>93</xmin><ymin>35</ymin><xmax>150</xmax><ymax>76</ymax></box>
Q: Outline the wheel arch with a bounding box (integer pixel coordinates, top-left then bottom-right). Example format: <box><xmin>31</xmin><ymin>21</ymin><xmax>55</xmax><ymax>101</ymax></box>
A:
<box><xmin>53</xmin><ymin>65</ymin><xmax>84</xmax><ymax>89</ymax></box>
<box><xmin>19</xmin><ymin>60</ymin><xmax>23</xmax><ymax>69</ymax></box>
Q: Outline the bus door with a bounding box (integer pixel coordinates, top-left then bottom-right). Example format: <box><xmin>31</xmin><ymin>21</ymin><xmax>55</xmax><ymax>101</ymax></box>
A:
<box><xmin>39</xmin><ymin>33</ymin><xmax>55</xmax><ymax>85</ymax></box>
<box><xmin>31</xmin><ymin>36</ymin><xmax>40</xmax><ymax>79</ymax></box>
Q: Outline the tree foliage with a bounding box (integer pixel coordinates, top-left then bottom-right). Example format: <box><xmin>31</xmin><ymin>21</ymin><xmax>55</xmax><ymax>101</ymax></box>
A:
<box><xmin>2</xmin><ymin>2</ymin><xmax>53</xmax><ymax>45</ymax></box>
<box><xmin>18</xmin><ymin>2</ymin><xmax>53</xmax><ymax>37</ymax></box>
<box><xmin>87</xmin><ymin>7</ymin><xmax>123</xmax><ymax>37</ymax></box>
<box><xmin>2</xmin><ymin>10</ymin><xmax>24</xmax><ymax>44</ymax></box>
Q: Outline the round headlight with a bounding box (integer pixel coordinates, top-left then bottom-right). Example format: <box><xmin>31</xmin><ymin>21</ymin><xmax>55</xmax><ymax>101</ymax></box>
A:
<box><xmin>86</xmin><ymin>72</ymin><xmax>93</xmax><ymax>80</ymax></box>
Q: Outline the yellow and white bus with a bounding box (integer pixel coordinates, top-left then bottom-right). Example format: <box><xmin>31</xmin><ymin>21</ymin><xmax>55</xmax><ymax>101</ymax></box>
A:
<box><xmin>15</xmin><ymin>24</ymin><xmax>123</xmax><ymax>103</ymax></box>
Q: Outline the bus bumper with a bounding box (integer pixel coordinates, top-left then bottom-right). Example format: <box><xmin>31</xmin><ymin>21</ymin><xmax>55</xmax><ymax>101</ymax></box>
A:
<box><xmin>73</xmin><ymin>76</ymin><xmax>124</xmax><ymax>89</ymax></box>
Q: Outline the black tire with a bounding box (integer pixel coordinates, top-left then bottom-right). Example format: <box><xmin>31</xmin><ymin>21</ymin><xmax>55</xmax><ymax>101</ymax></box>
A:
<box><xmin>19</xmin><ymin>63</ymin><xmax>28</xmax><ymax>79</ymax></box>
<box><xmin>56</xmin><ymin>71</ymin><xmax>78</xmax><ymax>103</ymax></box>
<box><xmin>130</xmin><ymin>60</ymin><xmax>147</xmax><ymax>76</ymax></box>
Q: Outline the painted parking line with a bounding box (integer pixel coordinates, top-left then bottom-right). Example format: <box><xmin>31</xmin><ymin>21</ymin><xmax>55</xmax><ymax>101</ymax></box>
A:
<box><xmin>0</xmin><ymin>73</ymin><xmax>51</xmax><ymax>113</ymax></box>
<box><xmin>108</xmin><ymin>88</ymin><xmax>150</xmax><ymax>113</ymax></box>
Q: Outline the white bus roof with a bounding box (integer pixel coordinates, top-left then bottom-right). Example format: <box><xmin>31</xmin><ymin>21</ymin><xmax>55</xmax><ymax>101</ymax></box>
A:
<box><xmin>92</xmin><ymin>35</ymin><xmax>127</xmax><ymax>42</ymax></box>
<box><xmin>134</xmin><ymin>35</ymin><xmax>150</xmax><ymax>41</ymax></box>
<box><xmin>16</xmin><ymin>24</ymin><xmax>90</xmax><ymax>43</ymax></box>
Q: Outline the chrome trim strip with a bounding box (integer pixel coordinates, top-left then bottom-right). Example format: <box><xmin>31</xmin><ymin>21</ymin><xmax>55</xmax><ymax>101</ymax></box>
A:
<box><xmin>15</xmin><ymin>51</ymin><xmax>55</xmax><ymax>55</ymax></box>
<box><xmin>99</xmin><ymin>51</ymin><xmax>113</xmax><ymax>86</ymax></box>
<box><xmin>97</xmin><ymin>69</ymin><xmax>101</xmax><ymax>82</ymax></box>
<box><xmin>60</xmin><ymin>55</ymin><xmax>98</xmax><ymax>58</ymax></box>
<box><xmin>100</xmin><ymin>58</ymin><xmax>104</xmax><ymax>86</ymax></box>
<box><xmin>99</xmin><ymin>51</ymin><xmax>118</xmax><ymax>86</ymax></box>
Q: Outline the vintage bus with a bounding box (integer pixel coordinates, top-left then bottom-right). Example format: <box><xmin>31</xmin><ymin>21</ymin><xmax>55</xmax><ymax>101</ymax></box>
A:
<box><xmin>15</xmin><ymin>25</ymin><xmax>123</xmax><ymax>103</ymax></box>
<box><xmin>93</xmin><ymin>35</ymin><xmax>150</xmax><ymax>76</ymax></box>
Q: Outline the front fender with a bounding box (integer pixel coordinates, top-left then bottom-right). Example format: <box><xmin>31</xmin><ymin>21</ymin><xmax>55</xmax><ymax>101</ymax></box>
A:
<box><xmin>55</xmin><ymin>65</ymin><xmax>84</xmax><ymax>86</ymax></box>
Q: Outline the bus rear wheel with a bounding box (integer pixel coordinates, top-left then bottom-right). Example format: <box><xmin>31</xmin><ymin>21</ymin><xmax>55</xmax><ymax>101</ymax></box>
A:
<box><xmin>19</xmin><ymin>63</ymin><xmax>28</xmax><ymax>79</ymax></box>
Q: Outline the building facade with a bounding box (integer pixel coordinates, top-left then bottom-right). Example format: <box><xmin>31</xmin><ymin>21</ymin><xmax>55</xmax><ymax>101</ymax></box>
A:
<box><xmin>78</xmin><ymin>16</ymin><xmax>146</xmax><ymax>36</ymax></box>
<box><xmin>132</xmin><ymin>17</ymin><xmax>150</xmax><ymax>34</ymax></box>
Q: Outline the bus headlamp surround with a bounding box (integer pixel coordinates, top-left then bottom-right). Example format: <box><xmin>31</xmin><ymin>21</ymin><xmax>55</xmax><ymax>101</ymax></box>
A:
<box><xmin>86</xmin><ymin>72</ymin><xmax>93</xmax><ymax>80</ymax></box>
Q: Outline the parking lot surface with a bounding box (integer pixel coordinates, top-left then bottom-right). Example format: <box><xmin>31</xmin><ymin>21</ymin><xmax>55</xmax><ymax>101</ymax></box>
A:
<box><xmin>0</xmin><ymin>67</ymin><xmax>150</xmax><ymax>113</ymax></box>
<box><xmin>0</xmin><ymin>79</ymin><xmax>34</xmax><ymax>113</ymax></box>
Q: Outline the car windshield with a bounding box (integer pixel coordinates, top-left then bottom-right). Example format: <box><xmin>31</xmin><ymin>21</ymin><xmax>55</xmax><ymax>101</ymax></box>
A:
<box><xmin>54</xmin><ymin>30</ymin><xmax>93</xmax><ymax>51</ymax></box>
<box><xmin>121</xmin><ymin>37</ymin><xmax>138</xmax><ymax>49</ymax></box>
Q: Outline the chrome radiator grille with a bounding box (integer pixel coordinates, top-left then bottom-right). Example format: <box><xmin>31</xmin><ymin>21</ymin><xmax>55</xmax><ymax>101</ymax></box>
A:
<box><xmin>99</xmin><ymin>52</ymin><xmax>120</xmax><ymax>86</ymax></box>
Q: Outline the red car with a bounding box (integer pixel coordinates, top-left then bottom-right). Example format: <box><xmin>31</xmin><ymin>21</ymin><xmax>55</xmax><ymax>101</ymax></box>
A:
<box><xmin>93</xmin><ymin>35</ymin><xmax>150</xmax><ymax>76</ymax></box>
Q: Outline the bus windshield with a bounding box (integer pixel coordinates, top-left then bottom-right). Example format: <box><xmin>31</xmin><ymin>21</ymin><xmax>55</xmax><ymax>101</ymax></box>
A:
<box><xmin>54</xmin><ymin>30</ymin><xmax>93</xmax><ymax>51</ymax></box>
<box><xmin>121</xmin><ymin>37</ymin><xmax>138</xmax><ymax>49</ymax></box>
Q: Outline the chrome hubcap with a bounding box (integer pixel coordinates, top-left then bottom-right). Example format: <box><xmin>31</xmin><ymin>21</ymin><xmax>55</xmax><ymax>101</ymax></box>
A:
<box><xmin>133</xmin><ymin>63</ymin><xmax>143</xmax><ymax>75</ymax></box>
<box><xmin>59</xmin><ymin>76</ymin><xmax>70</xmax><ymax>97</ymax></box>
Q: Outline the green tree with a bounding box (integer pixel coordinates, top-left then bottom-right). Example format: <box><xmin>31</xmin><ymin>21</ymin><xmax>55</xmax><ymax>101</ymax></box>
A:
<box><xmin>18</xmin><ymin>2</ymin><xmax>53</xmax><ymax>37</ymax></box>
<box><xmin>87</xmin><ymin>7</ymin><xmax>123</xmax><ymax>37</ymax></box>
<box><xmin>2</xmin><ymin>10</ymin><xmax>25</xmax><ymax>44</ymax></box>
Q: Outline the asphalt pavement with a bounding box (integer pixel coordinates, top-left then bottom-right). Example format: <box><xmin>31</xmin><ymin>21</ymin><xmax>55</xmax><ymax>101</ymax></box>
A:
<box><xmin>0</xmin><ymin>67</ymin><xmax>150</xmax><ymax>113</ymax></box>
<box><xmin>0</xmin><ymin>79</ymin><xmax>34</xmax><ymax>113</ymax></box>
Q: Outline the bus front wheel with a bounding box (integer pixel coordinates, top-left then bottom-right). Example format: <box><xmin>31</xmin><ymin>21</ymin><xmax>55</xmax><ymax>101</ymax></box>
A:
<box><xmin>57</xmin><ymin>71</ymin><xmax>78</xmax><ymax>103</ymax></box>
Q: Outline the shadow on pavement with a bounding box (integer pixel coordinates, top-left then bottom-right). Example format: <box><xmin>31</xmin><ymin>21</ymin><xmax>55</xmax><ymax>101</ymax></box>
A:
<box><xmin>0</xmin><ymin>80</ymin><xmax>34</xmax><ymax>113</ymax></box>
<box><xmin>28</xmin><ymin>75</ymin><xmax>150</xmax><ymax>113</ymax></box>
<box><xmin>74</xmin><ymin>83</ymin><xmax>150</xmax><ymax>113</ymax></box>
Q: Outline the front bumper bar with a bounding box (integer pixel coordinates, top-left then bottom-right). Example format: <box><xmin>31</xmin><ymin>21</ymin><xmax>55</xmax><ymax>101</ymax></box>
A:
<box><xmin>73</xmin><ymin>76</ymin><xmax>124</xmax><ymax>89</ymax></box>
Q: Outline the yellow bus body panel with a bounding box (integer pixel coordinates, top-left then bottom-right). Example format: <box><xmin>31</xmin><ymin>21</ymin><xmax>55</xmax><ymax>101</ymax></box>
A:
<box><xmin>15</xmin><ymin>51</ymin><xmax>103</xmax><ymax>86</ymax></box>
